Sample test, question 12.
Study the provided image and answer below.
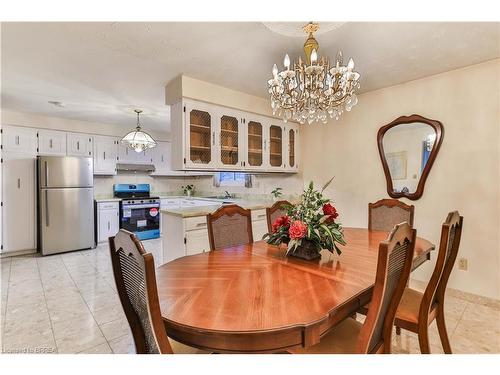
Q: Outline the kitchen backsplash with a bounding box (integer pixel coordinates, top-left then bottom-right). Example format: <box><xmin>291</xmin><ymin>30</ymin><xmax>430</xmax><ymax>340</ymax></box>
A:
<box><xmin>93</xmin><ymin>172</ymin><xmax>304</xmax><ymax>200</ymax></box>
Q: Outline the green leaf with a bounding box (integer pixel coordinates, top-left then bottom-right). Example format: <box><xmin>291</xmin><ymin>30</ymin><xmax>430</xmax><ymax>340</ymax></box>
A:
<box><xmin>321</xmin><ymin>176</ymin><xmax>335</xmax><ymax>192</ymax></box>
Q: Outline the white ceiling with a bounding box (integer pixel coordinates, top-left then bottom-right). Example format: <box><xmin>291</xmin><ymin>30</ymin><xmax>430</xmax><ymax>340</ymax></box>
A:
<box><xmin>1</xmin><ymin>22</ymin><xmax>499</xmax><ymax>132</ymax></box>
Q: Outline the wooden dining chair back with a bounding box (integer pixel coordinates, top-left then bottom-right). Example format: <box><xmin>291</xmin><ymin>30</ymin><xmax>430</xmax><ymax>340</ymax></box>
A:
<box><xmin>207</xmin><ymin>204</ymin><xmax>254</xmax><ymax>250</ymax></box>
<box><xmin>394</xmin><ymin>211</ymin><xmax>463</xmax><ymax>353</ymax></box>
<box><xmin>368</xmin><ymin>199</ymin><xmax>415</xmax><ymax>231</ymax></box>
<box><xmin>109</xmin><ymin>229</ymin><xmax>173</xmax><ymax>354</ymax></box>
<box><xmin>356</xmin><ymin>222</ymin><xmax>417</xmax><ymax>353</ymax></box>
<box><xmin>266</xmin><ymin>200</ymin><xmax>292</xmax><ymax>233</ymax></box>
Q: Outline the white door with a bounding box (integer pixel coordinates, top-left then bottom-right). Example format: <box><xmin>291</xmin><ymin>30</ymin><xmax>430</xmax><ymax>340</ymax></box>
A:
<box><xmin>2</xmin><ymin>155</ymin><xmax>36</xmax><ymax>253</ymax></box>
<box><xmin>184</xmin><ymin>100</ymin><xmax>218</xmax><ymax>169</ymax></box>
<box><xmin>67</xmin><ymin>133</ymin><xmax>93</xmax><ymax>157</ymax></box>
<box><xmin>152</xmin><ymin>141</ymin><xmax>172</xmax><ymax>175</ymax></box>
<box><xmin>1</xmin><ymin>125</ymin><xmax>38</xmax><ymax>155</ymax></box>
<box><xmin>185</xmin><ymin>229</ymin><xmax>210</xmax><ymax>255</ymax></box>
<box><xmin>93</xmin><ymin>136</ymin><xmax>118</xmax><ymax>175</ymax></box>
<box><xmin>38</xmin><ymin>129</ymin><xmax>67</xmax><ymax>156</ymax></box>
<box><xmin>98</xmin><ymin>208</ymin><xmax>119</xmax><ymax>242</ymax></box>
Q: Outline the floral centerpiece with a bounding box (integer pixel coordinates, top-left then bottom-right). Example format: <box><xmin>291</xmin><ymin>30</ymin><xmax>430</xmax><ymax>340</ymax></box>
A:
<box><xmin>264</xmin><ymin>178</ymin><xmax>346</xmax><ymax>260</ymax></box>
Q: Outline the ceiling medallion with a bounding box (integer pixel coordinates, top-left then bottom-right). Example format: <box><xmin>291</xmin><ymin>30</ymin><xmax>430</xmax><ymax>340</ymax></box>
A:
<box><xmin>120</xmin><ymin>109</ymin><xmax>157</xmax><ymax>152</ymax></box>
<box><xmin>268</xmin><ymin>22</ymin><xmax>361</xmax><ymax>124</ymax></box>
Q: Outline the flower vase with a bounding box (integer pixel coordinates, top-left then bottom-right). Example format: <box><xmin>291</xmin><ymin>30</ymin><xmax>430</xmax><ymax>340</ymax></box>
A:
<box><xmin>288</xmin><ymin>239</ymin><xmax>321</xmax><ymax>261</ymax></box>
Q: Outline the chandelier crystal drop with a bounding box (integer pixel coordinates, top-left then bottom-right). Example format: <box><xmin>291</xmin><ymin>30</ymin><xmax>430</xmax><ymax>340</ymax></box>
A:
<box><xmin>121</xmin><ymin>109</ymin><xmax>157</xmax><ymax>153</ymax></box>
<box><xmin>268</xmin><ymin>22</ymin><xmax>361</xmax><ymax>124</ymax></box>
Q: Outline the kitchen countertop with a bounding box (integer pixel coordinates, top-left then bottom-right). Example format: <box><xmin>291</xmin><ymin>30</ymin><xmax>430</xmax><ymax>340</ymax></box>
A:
<box><xmin>161</xmin><ymin>199</ymin><xmax>278</xmax><ymax>218</ymax></box>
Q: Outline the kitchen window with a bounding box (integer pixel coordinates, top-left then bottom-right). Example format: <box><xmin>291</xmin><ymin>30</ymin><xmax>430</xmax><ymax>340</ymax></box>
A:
<box><xmin>214</xmin><ymin>172</ymin><xmax>252</xmax><ymax>187</ymax></box>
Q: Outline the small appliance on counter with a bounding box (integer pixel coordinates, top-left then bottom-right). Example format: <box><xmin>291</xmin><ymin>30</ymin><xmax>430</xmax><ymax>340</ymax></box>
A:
<box><xmin>37</xmin><ymin>156</ymin><xmax>94</xmax><ymax>255</ymax></box>
<box><xmin>114</xmin><ymin>184</ymin><xmax>160</xmax><ymax>240</ymax></box>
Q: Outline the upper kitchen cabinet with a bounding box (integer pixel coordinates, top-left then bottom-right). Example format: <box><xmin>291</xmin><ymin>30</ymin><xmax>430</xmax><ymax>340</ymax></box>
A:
<box><xmin>93</xmin><ymin>135</ymin><xmax>119</xmax><ymax>175</ymax></box>
<box><xmin>285</xmin><ymin>123</ymin><xmax>300</xmax><ymax>172</ymax></box>
<box><xmin>67</xmin><ymin>132</ymin><xmax>93</xmax><ymax>157</ymax></box>
<box><xmin>1</xmin><ymin>125</ymin><xmax>38</xmax><ymax>156</ymax></box>
<box><xmin>38</xmin><ymin>129</ymin><xmax>67</xmax><ymax>156</ymax></box>
<box><xmin>268</xmin><ymin>122</ymin><xmax>285</xmax><ymax>171</ymax></box>
<box><xmin>170</xmin><ymin>98</ymin><xmax>299</xmax><ymax>173</ymax></box>
<box><xmin>217</xmin><ymin>109</ymin><xmax>245</xmax><ymax>169</ymax></box>
<box><xmin>245</xmin><ymin>116</ymin><xmax>266</xmax><ymax>171</ymax></box>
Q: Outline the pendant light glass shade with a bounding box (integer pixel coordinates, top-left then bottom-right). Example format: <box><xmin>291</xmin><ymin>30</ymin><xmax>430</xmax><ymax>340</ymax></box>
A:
<box><xmin>121</xmin><ymin>110</ymin><xmax>157</xmax><ymax>153</ymax></box>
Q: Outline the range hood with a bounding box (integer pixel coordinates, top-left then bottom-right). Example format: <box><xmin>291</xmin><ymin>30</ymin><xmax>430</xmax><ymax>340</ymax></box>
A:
<box><xmin>115</xmin><ymin>163</ymin><xmax>156</xmax><ymax>172</ymax></box>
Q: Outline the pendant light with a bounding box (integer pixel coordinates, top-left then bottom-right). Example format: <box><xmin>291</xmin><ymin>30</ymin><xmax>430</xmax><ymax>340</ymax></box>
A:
<box><xmin>121</xmin><ymin>109</ymin><xmax>157</xmax><ymax>153</ymax></box>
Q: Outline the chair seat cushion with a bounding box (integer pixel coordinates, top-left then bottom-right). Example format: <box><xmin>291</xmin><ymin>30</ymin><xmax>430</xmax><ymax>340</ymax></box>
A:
<box><xmin>291</xmin><ymin>318</ymin><xmax>362</xmax><ymax>354</ymax></box>
<box><xmin>395</xmin><ymin>287</ymin><xmax>423</xmax><ymax>324</ymax></box>
<box><xmin>169</xmin><ymin>338</ymin><xmax>208</xmax><ymax>354</ymax></box>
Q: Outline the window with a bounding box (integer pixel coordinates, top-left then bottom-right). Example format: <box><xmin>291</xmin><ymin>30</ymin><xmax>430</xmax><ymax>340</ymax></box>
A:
<box><xmin>214</xmin><ymin>172</ymin><xmax>251</xmax><ymax>187</ymax></box>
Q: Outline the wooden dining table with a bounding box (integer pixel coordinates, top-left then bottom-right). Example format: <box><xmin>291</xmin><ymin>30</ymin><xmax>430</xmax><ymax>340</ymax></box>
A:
<box><xmin>155</xmin><ymin>227</ymin><xmax>434</xmax><ymax>353</ymax></box>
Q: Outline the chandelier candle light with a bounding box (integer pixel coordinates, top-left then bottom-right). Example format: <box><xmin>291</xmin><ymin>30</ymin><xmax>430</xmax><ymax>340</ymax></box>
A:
<box><xmin>268</xmin><ymin>22</ymin><xmax>361</xmax><ymax>124</ymax></box>
<box><xmin>121</xmin><ymin>109</ymin><xmax>157</xmax><ymax>153</ymax></box>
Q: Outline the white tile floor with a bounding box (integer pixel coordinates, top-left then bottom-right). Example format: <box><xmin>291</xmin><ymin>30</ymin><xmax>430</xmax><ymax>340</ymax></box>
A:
<box><xmin>1</xmin><ymin>239</ymin><xmax>499</xmax><ymax>354</ymax></box>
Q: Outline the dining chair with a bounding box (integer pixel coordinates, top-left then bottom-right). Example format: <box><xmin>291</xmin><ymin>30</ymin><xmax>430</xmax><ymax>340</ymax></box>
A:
<box><xmin>292</xmin><ymin>222</ymin><xmax>416</xmax><ymax>354</ymax></box>
<box><xmin>109</xmin><ymin>229</ymin><xmax>206</xmax><ymax>354</ymax></box>
<box><xmin>368</xmin><ymin>198</ymin><xmax>415</xmax><ymax>231</ymax></box>
<box><xmin>266</xmin><ymin>200</ymin><xmax>292</xmax><ymax>233</ymax></box>
<box><xmin>207</xmin><ymin>204</ymin><xmax>253</xmax><ymax>251</ymax></box>
<box><xmin>394</xmin><ymin>211</ymin><xmax>463</xmax><ymax>354</ymax></box>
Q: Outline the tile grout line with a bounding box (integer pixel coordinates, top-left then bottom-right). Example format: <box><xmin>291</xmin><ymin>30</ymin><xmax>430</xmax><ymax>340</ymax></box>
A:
<box><xmin>36</xmin><ymin>256</ymin><xmax>59</xmax><ymax>354</ymax></box>
<box><xmin>1</xmin><ymin>259</ymin><xmax>13</xmax><ymax>351</ymax></box>
<box><xmin>448</xmin><ymin>300</ymin><xmax>470</xmax><ymax>339</ymax></box>
<box><xmin>62</xmin><ymin>250</ymin><xmax>116</xmax><ymax>354</ymax></box>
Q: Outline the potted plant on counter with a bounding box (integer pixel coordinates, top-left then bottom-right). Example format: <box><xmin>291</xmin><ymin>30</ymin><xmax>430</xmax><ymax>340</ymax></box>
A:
<box><xmin>182</xmin><ymin>184</ymin><xmax>195</xmax><ymax>197</ymax></box>
<box><xmin>264</xmin><ymin>177</ymin><xmax>346</xmax><ymax>260</ymax></box>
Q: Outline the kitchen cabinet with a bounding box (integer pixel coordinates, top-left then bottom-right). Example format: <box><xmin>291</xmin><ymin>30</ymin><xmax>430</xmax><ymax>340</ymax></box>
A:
<box><xmin>245</xmin><ymin>116</ymin><xmax>267</xmax><ymax>171</ymax></box>
<box><xmin>1</xmin><ymin>125</ymin><xmax>38</xmax><ymax>155</ymax></box>
<box><xmin>251</xmin><ymin>209</ymin><xmax>269</xmax><ymax>241</ymax></box>
<box><xmin>185</xmin><ymin>228</ymin><xmax>210</xmax><ymax>256</ymax></box>
<box><xmin>1</xmin><ymin>154</ymin><xmax>36</xmax><ymax>254</ymax></box>
<box><xmin>184</xmin><ymin>100</ymin><xmax>218</xmax><ymax>169</ymax></box>
<box><xmin>38</xmin><ymin>129</ymin><xmax>67</xmax><ymax>156</ymax></box>
<box><xmin>171</xmin><ymin>98</ymin><xmax>298</xmax><ymax>173</ymax></box>
<box><xmin>67</xmin><ymin>132</ymin><xmax>93</xmax><ymax>157</ymax></box>
<box><xmin>96</xmin><ymin>201</ymin><xmax>119</xmax><ymax>242</ymax></box>
<box><xmin>118</xmin><ymin>142</ymin><xmax>153</xmax><ymax>164</ymax></box>
<box><xmin>217</xmin><ymin>109</ymin><xmax>245</xmax><ymax>169</ymax></box>
<box><xmin>285</xmin><ymin>123</ymin><xmax>300</xmax><ymax>172</ymax></box>
<box><xmin>93</xmin><ymin>135</ymin><xmax>119</xmax><ymax>175</ymax></box>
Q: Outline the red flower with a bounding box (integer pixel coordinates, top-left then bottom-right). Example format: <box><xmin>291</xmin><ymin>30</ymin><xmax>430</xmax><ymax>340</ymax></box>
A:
<box><xmin>323</xmin><ymin>203</ymin><xmax>339</xmax><ymax>219</ymax></box>
<box><xmin>272</xmin><ymin>216</ymin><xmax>291</xmax><ymax>233</ymax></box>
<box><xmin>289</xmin><ymin>220</ymin><xmax>307</xmax><ymax>239</ymax></box>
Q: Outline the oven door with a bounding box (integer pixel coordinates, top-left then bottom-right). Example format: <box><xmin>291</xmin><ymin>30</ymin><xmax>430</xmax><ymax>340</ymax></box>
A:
<box><xmin>120</xmin><ymin>202</ymin><xmax>160</xmax><ymax>240</ymax></box>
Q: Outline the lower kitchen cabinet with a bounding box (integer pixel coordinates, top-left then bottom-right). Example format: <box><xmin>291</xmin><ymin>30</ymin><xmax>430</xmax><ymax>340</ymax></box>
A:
<box><xmin>96</xmin><ymin>201</ymin><xmax>120</xmax><ymax>243</ymax></box>
<box><xmin>251</xmin><ymin>209</ymin><xmax>269</xmax><ymax>241</ymax></box>
<box><xmin>1</xmin><ymin>154</ymin><xmax>36</xmax><ymax>254</ymax></box>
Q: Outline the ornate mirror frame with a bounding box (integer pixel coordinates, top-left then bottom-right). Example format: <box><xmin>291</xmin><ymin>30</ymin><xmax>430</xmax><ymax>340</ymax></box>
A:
<box><xmin>377</xmin><ymin>114</ymin><xmax>444</xmax><ymax>201</ymax></box>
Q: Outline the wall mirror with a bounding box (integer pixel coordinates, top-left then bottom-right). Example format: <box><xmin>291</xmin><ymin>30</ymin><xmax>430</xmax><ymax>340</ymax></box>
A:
<box><xmin>377</xmin><ymin>114</ymin><xmax>444</xmax><ymax>200</ymax></box>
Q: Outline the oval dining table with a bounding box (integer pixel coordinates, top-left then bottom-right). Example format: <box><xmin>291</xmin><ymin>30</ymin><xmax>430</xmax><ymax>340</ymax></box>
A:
<box><xmin>155</xmin><ymin>227</ymin><xmax>434</xmax><ymax>353</ymax></box>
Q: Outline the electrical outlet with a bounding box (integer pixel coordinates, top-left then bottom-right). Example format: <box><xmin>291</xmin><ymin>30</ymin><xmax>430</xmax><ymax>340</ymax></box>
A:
<box><xmin>458</xmin><ymin>258</ymin><xmax>468</xmax><ymax>271</ymax></box>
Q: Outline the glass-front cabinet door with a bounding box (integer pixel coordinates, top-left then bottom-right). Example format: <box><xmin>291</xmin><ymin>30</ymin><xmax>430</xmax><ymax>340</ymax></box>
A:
<box><xmin>269</xmin><ymin>124</ymin><xmax>284</xmax><ymax>169</ymax></box>
<box><xmin>185</xmin><ymin>102</ymin><xmax>216</xmax><ymax>169</ymax></box>
<box><xmin>285</xmin><ymin>124</ymin><xmax>299</xmax><ymax>171</ymax></box>
<box><xmin>246</xmin><ymin>118</ymin><xmax>264</xmax><ymax>170</ymax></box>
<box><xmin>218</xmin><ymin>111</ymin><xmax>243</xmax><ymax>169</ymax></box>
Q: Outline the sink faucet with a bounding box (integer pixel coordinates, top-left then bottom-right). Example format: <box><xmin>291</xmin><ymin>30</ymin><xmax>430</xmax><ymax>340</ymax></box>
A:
<box><xmin>224</xmin><ymin>190</ymin><xmax>232</xmax><ymax>198</ymax></box>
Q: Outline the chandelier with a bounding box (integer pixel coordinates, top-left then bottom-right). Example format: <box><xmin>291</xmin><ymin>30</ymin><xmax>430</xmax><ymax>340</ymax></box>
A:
<box><xmin>121</xmin><ymin>109</ymin><xmax>157</xmax><ymax>152</ymax></box>
<box><xmin>268</xmin><ymin>23</ymin><xmax>360</xmax><ymax>124</ymax></box>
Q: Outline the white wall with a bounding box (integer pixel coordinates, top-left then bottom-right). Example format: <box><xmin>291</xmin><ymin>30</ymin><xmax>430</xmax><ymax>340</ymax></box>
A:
<box><xmin>301</xmin><ymin>59</ymin><xmax>500</xmax><ymax>299</ymax></box>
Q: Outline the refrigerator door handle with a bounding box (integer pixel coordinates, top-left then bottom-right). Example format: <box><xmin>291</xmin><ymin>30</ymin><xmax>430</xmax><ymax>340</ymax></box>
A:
<box><xmin>45</xmin><ymin>189</ymin><xmax>50</xmax><ymax>227</ymax></box>
<box><xmin>44</xmin><ymin>161</ymin><xmax>49</xmax><ymax>187</ymax></box>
